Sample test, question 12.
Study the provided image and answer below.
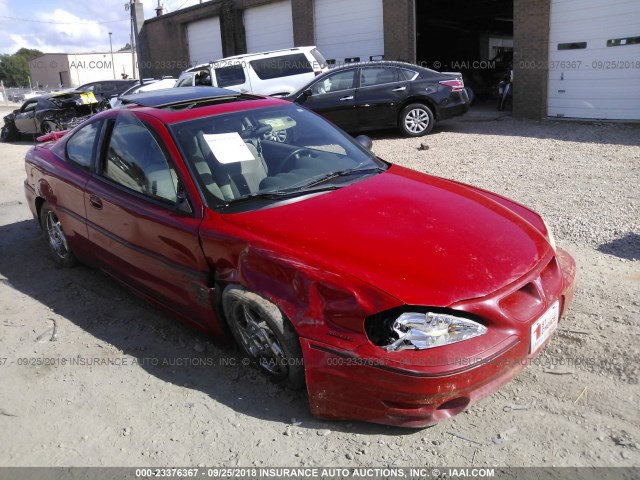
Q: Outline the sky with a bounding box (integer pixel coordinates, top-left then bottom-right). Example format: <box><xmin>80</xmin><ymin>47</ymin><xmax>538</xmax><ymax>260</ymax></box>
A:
<box><xmin>0</xmin><ymin>0</ymin><xmax>203</xmax><ymax>55</ymax></box>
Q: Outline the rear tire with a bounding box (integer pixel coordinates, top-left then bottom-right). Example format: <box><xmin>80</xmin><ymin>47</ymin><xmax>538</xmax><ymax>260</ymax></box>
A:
<box><xmin>465</xmin><ymin>86</ymin><xmax>475</xmax><ymax>105</ymax></box>
<box><xmin>399</xmin><ymin>103</ymin><xmax>435</xmax><ymax>137</ymax></box>
<box><xmin>40</xmin><ymin>202</ymin><xmax>78</xmax><ymax>268</ymax></box>
<box><xmin>222</xmin><ymin>286</ymin><xmax>305</xmax><ymax>390</ymax></box>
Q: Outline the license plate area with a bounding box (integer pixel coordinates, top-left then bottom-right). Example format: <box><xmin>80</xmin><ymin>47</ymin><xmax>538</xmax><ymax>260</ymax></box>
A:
<box><xmin>530</xmin><ymin>301</ymin><xmax>560</xmax><ymax>354</ymax></box>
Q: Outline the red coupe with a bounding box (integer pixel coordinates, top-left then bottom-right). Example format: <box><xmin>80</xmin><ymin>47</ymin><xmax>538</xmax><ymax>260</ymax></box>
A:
<box><xmin>24</xmin><ymin>87</ymin><xmax>576</xmax><ymax>427</ymax></box>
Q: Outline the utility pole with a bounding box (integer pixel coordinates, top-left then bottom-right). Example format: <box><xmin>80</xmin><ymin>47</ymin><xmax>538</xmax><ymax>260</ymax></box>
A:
<box><xmin>155</xmin><ymin>0</ymin><xmax>165</xmax><ymax>16</ymax></box>
<box><xmin>125</xmin><ymin>2</ymin><xmax>134</xmax><ymax>78</ymax></box>
<box><xmin>125</xmin><ymin>0</ymin><xmax>145</xmax><ymax>80</ymax></box>
<box><xmin>109</xmin><ymin>32</ymin><xmax>116</xmax><ymax>80</ymax></box>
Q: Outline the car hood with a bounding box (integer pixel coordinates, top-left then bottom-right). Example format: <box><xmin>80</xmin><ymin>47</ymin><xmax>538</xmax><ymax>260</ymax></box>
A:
<box><xmin>221</xmin><ymin>165</ymin><xmax>550</xmax><ymax>306</ymax></box>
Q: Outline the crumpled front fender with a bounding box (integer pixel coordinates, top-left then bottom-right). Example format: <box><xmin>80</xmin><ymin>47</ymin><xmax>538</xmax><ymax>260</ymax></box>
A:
<box><xmin>221</xmin><ymin>243</ymin><xmax>403</xmax><ymax>344</ymax></box>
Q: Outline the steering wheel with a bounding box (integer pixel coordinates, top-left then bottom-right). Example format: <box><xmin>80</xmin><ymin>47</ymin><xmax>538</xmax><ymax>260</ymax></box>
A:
<box><xmin>281</xmin><ymin>148</ymin><xmax>313</xmax><ymax>172</ymax></box>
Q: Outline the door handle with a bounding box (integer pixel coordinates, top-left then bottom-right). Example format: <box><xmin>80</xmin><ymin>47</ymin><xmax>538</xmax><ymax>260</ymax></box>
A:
<box><xmin>89</xmin><ymin>195</ymin><xmax>103</xmax><ymax>210</ymax></box>
<box><xmin>339</xmin><ymin>96</ymin><xmax>354</xmax><ymax>101</ymax></box>
<box><xmin>392</xmin><ymin>86</ymin><xmax>406</xmax><ymax>92</ymax></box>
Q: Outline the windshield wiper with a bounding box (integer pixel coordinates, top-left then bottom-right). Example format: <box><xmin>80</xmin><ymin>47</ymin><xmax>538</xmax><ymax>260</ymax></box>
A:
<box><xmin>291</xmin><ymin>166</ymin><xmax>385</xmax><ymax>190</ymax></box>
<box><xmin>218</xmin><ymin>185</ymin><xmax>339</xmax><ymax>209</ymax></box>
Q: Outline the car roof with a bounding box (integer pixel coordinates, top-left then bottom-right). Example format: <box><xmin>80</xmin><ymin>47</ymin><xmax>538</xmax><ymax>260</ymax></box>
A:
<box><xmin>80</xmin><ymin>79</ymin><xmax>137</xmax><ymax>86</ymax></box>
<box><xmin>26</xmin><ymin>90</ymin><xmax>86</xmax><ymax>101</ymax></box>
<box><xmin>119</xmin><ymin>86</ymin><xmax>288</xmax><ymax>124</ymax></box>
<box><xmin>120</xmin><ymin>86</ymin><xmax>238</xmax><ymax>107</ymax></box>
<box><xmin>186</xmin><ymin>46</ymin><xmax>319</xmax><ymax>72</ymax></box>
<box><xmin>328</xmin><ymin>60</ymin><xmax>422</xmax><ymax>71</ymax></box>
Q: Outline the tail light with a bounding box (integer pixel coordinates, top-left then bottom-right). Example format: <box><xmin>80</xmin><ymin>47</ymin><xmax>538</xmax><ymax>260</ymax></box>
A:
<box><xmin>439</xmin><ymin>78</ymin><xmax>465</xmax><ymax>91</ymax></box>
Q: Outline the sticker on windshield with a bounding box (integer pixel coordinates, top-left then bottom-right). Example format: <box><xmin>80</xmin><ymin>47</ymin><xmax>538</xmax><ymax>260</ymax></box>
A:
<box><xmin>203</xmin><ymin>133</ymin><xmax>256</xmax><ymax>164</ymax></box>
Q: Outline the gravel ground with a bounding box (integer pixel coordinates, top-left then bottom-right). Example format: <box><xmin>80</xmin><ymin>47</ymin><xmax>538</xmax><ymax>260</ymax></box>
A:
<box><xmin>0</xmin><ymin>104</ymin><xmax>639</xmax><ymax>469</ymax></box>
<box><xmin>373</xmin><ymin>109</ymin><xmax>640</xmax><ymax>255</ymax></box>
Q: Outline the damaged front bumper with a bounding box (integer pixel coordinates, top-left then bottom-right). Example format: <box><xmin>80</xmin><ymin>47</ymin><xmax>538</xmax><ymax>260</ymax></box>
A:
<box><xmin>301</xmin><ymin>248</ymin><xmax>576</xmax><ymax>428</ymax></box>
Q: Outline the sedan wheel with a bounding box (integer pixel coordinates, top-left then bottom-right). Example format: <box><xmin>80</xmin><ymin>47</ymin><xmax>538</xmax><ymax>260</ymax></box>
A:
<box><xmin>41</xmin><ymin>121</ymin><xmax>58</xmax><ymax>134</ymax></box>
<box><xmin>1</xmin><ymin>125</ymin><xmax>16</xmax><ymax>142</ymax></box>
<box><xmin>40</xmin><ymin>202</ymin><xmax>77</xmax><ymax>267</ymax></box>
<box><xmin>400</xmin><ymin>103</ymin><xmax>435</xmax><ymax>137</ymax></box>
<box><xmin>222</xmin><ymin>286</ymin><xmax>305</xmax><ymax>389</ymax></box>
<box><xmin>264</xmin><ymin>129</ymin><xmax>288</xmax><ymax>143</ymax></box>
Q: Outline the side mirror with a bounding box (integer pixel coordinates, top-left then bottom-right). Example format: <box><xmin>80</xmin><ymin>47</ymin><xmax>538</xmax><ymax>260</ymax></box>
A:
<box><xmin>354</xmin><ymin>135</ymin><xmax>373</xmax><ymax>151</ymax></box>
<box><xmin>175</xmin><ymin>182</ymin><xmax>193</xmax><ymax>214</ymax></box>
<box><xmin>297</xmin><ymin>89</ymin><xmax>312</xmax><ymax>103</ymax></box>
<box><xmin>13</xmin><ymin>109</ymin><xmax>20</xmax><ymax>114</ymax></box>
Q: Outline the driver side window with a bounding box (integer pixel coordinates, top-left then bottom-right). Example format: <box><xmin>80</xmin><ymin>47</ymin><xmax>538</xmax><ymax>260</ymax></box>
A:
<box><xmin>23</xmin><ymin>101</ymin><xmax>38</xmax><ymax>113</ymax></box>
<box><xmin>102</xmin><ymin>118</ymin><xmax>178</xmax><ymax>204</ymax></box>
<box><xmin>311</xmin><ymin>70</ymin><xmax>355</xmax><ymax>95</ymax></box>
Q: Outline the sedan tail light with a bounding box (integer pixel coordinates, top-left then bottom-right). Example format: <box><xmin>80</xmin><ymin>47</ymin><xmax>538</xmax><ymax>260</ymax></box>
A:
<box><xmin>439</xmin><ymin>78</ymin><xmax>465</xmax><ymax>91</ymax></box>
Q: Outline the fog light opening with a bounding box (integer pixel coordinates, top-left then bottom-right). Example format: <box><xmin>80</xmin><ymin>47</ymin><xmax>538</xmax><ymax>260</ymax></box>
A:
<box><xmin>434</xmin><ymin>397</ymin><xmax>470</xmax><ymax>420</ymax></box>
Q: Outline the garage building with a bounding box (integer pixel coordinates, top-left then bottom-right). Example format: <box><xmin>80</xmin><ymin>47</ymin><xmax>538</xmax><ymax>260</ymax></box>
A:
<box><xmin>138</xmin><ymin>0</ymin><xmax>640</xmax><ymax>120</ymax></box>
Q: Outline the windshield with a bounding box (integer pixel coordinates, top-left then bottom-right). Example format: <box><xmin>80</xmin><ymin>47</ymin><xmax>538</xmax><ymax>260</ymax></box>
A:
<box><xmin>170</xmin><ymin>104</ymin><xmax>386</xmax><ymax>209</ymax></box>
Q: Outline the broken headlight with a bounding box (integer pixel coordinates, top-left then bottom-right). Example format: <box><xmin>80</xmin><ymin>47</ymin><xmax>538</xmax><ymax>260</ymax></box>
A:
<box><xmin>385</xmin><ymin>312</ymin><xmax>487</xmax><ymax>352</ymax></box>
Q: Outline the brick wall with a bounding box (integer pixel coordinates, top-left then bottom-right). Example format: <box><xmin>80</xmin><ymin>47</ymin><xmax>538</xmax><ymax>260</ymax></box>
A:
<box><xmin>292</xmin><ymin>0</ymin><xmax>315</xmax><ymax>46</ymax></box>
<box><xmin>513</xmin><ymin>0</ymin><xmax>551</xmax><ymax>118</ymax></box>
<box><xmin>139</xmin><ymin>0</ymin><xmax>552</xmax><ymax>118</ymax></box>
<box><xmin>383</xmin><ymin>0</ymin><xmax>414</xmax><ymax>62</ymax></box>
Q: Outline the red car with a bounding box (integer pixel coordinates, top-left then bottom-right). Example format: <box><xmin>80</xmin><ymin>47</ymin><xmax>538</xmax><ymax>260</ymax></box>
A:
<box><xmin>24</xmin><ymin>87</ymin><xmax>576</xmax><ymax>427</ymax></box>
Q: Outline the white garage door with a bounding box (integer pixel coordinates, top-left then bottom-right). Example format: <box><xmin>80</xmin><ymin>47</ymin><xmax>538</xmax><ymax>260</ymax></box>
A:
<box><xmin>314</xmin><ymin>0</ymin><xmax>384</xmax><ymax>64</ymax></box>
<box><xmin>548</xmin><ymin>0</ymin><xmax>640</xmax><ymax>119</ymax></box>
<box><xmin>187</xmin><ymin>17</ymin><xmax>223</xmax><ymax>66</ymax></box>
<box><xmin>244</xmin><ymin>1</ymin><xmax>294</xmax><ymax>53</ymax></box>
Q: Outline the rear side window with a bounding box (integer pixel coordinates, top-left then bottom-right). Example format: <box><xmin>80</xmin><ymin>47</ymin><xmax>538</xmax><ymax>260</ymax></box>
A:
<box><xmin>400</xmin><ymin>68</ymin><xmax>418</xmax><ymax>81</ymax></box>
<box><xmin>215</xmin><ymin>64</ymin><xmax>246</xmax><ymax>87</ymax></box>
<box><xmin>360</xmin><ymin>67</ymin><xmax>400</xmax><ymax>87</ymax></box>
<box><xmin>66</xmin><ymin>121</ymin><xmax>100</xmax><ymax>169</ymax></box>
<box><xmin>250</xmin><ymin>53</ymin><xmax>312</xmax><ymax>80</ymax></box>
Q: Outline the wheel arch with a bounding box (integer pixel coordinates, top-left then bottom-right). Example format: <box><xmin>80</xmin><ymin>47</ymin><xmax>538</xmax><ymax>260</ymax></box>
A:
<box><xmin>215</xmin><ymin>243</ymin><xmax>402</xmax><ymax>339</ymax></box>
<box><xmin>398</xmin><ymin>96</ymin><xmax>438</xmax><ymax>122</ymax></box>
<box><xmin>35</xmin><ymin>196</ymin><xmax>46</xmax><ymax>228</ymax></box>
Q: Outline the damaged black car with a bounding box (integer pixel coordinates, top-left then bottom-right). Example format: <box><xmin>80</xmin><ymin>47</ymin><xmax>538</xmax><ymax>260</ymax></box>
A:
<box><xmin>1</xmin><ymin>91</ymin><xmax>109</xmax><ymax>142</ymax></box>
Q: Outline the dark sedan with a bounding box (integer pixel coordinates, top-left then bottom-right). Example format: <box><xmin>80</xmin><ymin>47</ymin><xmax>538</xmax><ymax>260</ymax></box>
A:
<box><xmin>285</xmin><ymin>61</ymin><xmax>470</xmax><ymax>137</ymax></box>
<box><xmin>1</xmin><ymin>91</ymin><xmax>108</xmax><ymax>141</ymax></box>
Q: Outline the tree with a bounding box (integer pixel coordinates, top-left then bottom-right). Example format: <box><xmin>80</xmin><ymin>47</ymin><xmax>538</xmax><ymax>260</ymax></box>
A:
<box><xmin>118</xmin><ymin>43</ymin><xmax>132</xmax><ymax>52</ymax></box>
<box><xmin>0</xmin><ymin>48</ymin><xmax>43</xmax><ymax>87</ymax></box>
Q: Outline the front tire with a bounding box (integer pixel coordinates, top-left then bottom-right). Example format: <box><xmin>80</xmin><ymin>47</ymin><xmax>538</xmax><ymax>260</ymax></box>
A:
<box><xmin>40</xmin><ymin>202</ymin><xmax>77</xmax><ymax>268</ymax></box>
<box><xmin>41</xmin><ymin>121</ymin><xmax>58</xmax><ymax>135</ymax></box>
<box><xmin>222</xmin><ymin>286</ymin><xmax>305</xmax><ymax>390</ymax></box>
<box><xmin>1</xmin><ymin>124</ymin><xmax>17</xmax><ymax>142</ymax></box>
<box><xmin>399</xmin><ymin>103</ymin><xmax>435</xmax><ymax>137</ymax></box>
